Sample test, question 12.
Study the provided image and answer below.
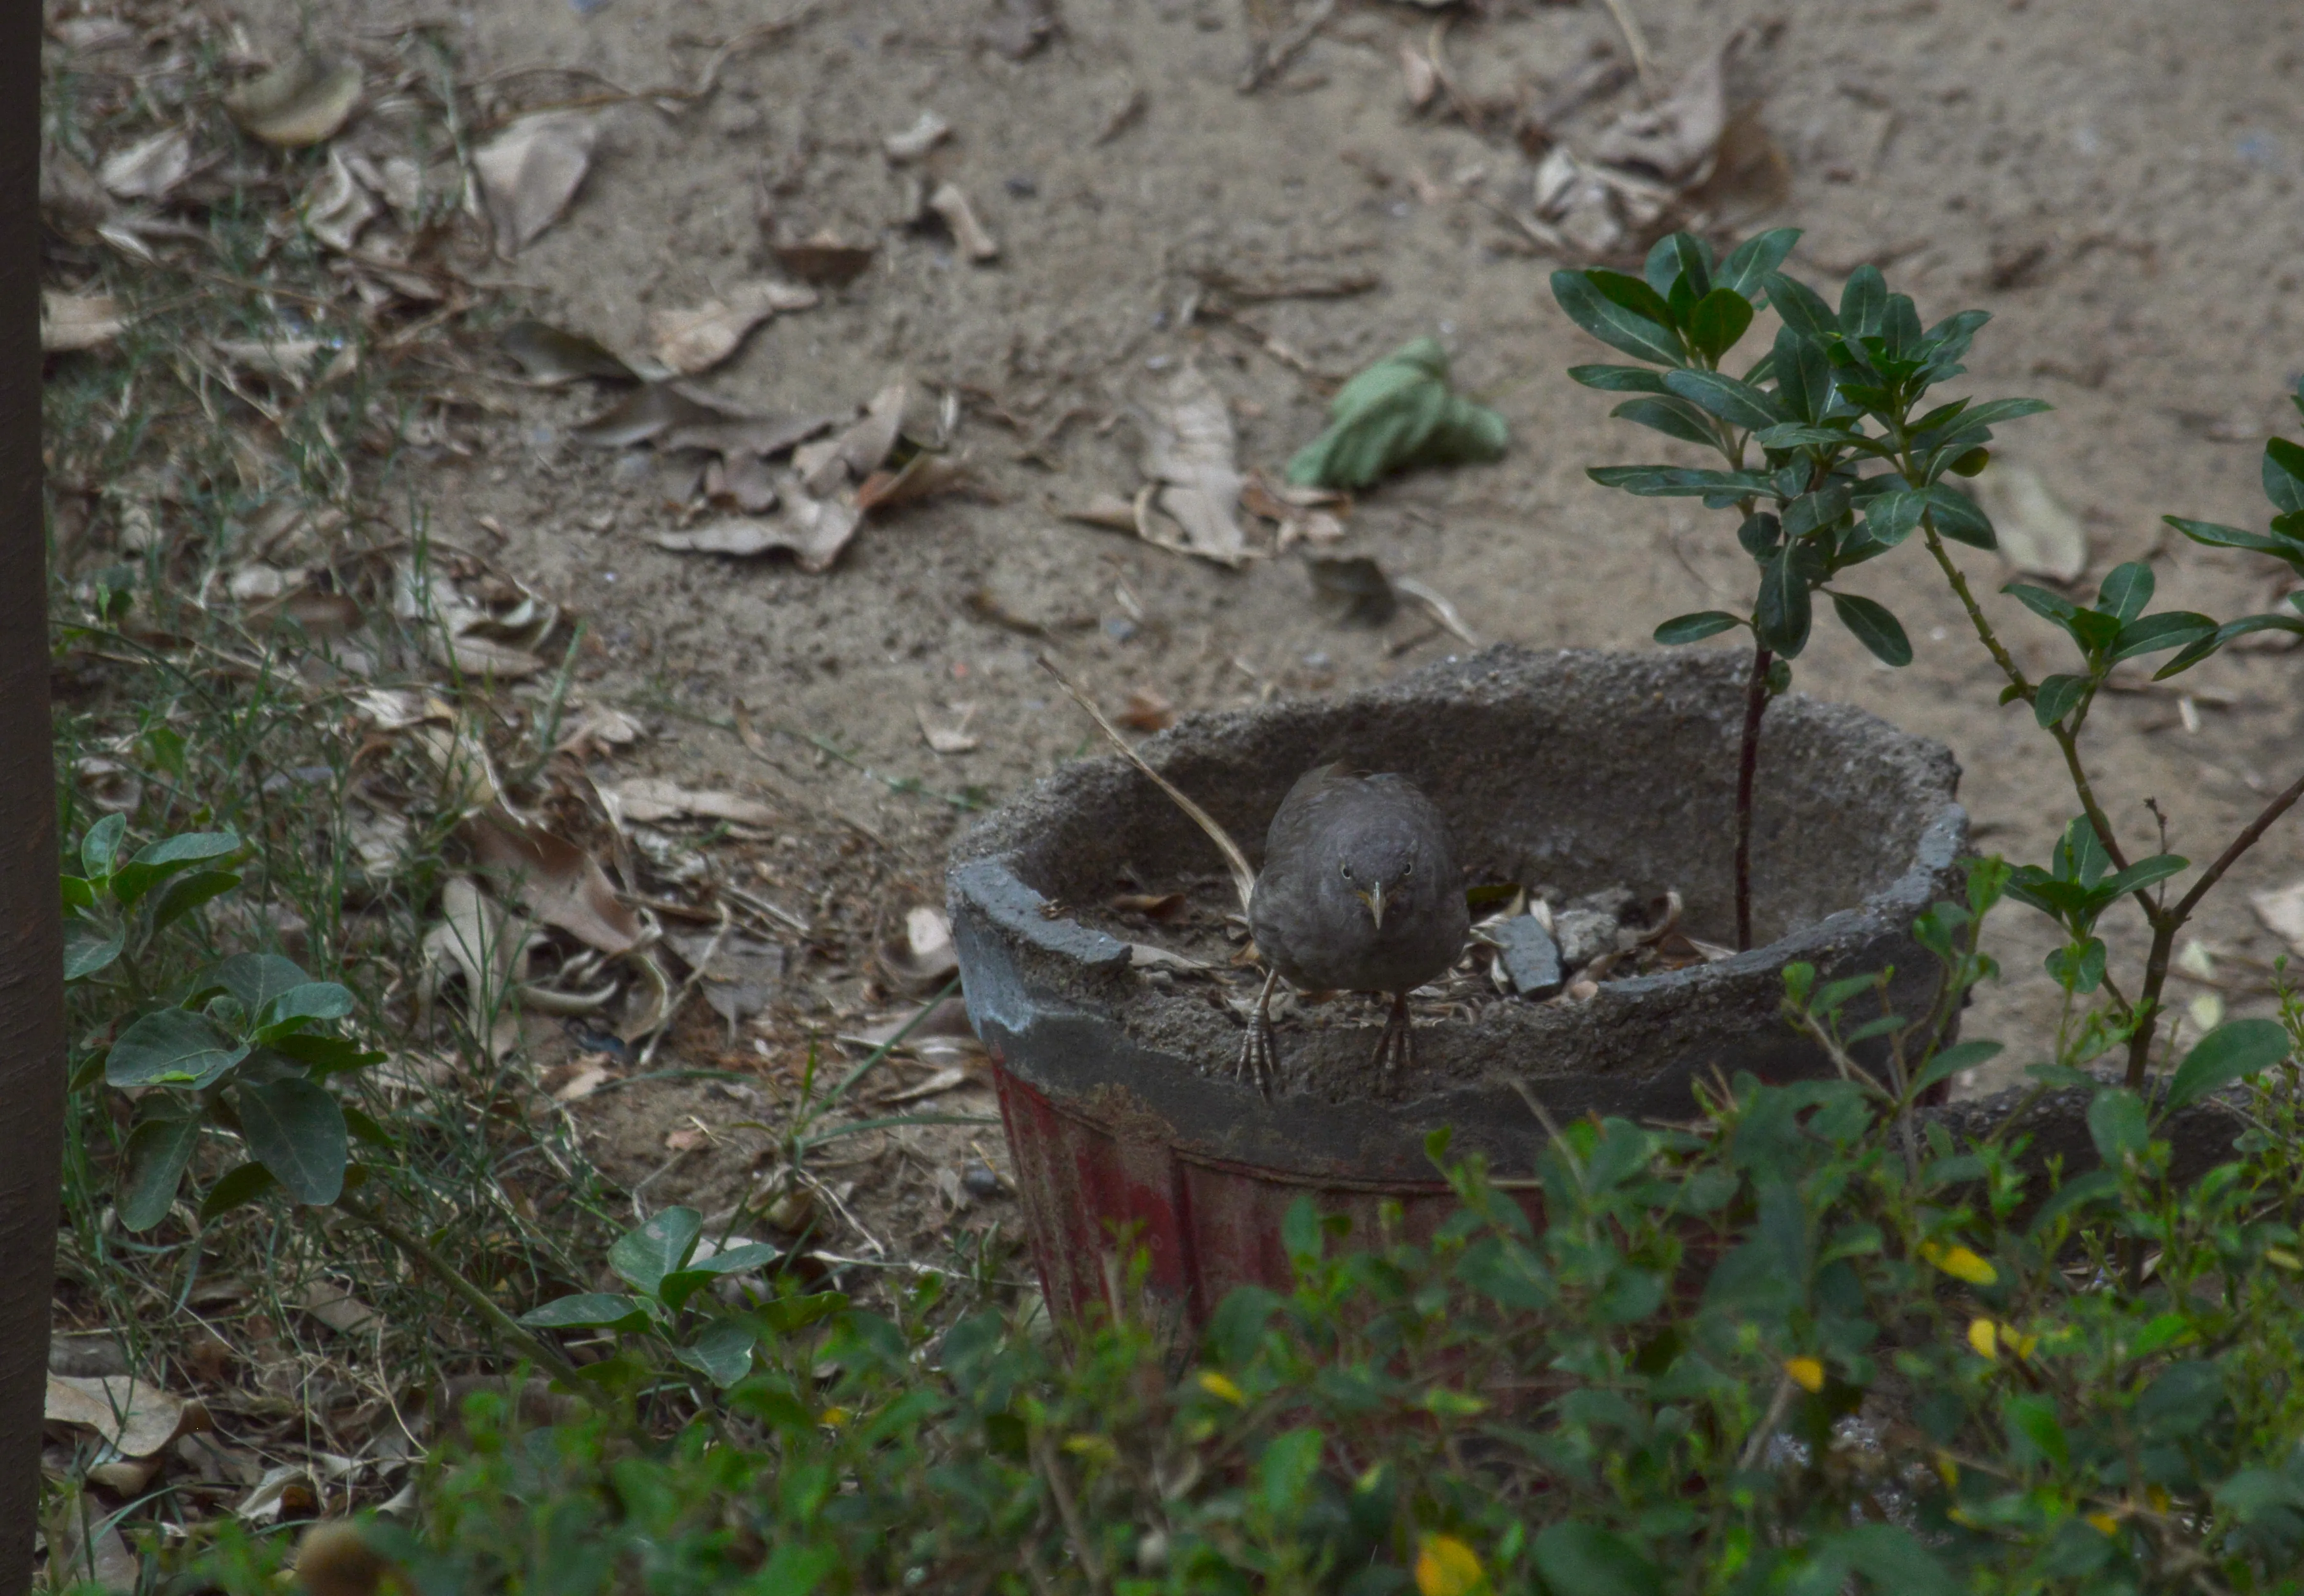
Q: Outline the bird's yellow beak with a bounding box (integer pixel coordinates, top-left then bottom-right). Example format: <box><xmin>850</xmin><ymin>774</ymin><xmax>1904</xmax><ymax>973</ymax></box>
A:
<box><xmin>1357</xmin><ymin>880</ymin><xmax>1387</xmax><ymax>930</ymax></box>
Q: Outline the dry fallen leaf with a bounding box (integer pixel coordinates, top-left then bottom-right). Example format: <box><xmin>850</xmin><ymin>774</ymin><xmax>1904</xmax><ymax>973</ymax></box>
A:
<box><xmin>225</xmin><ymin>49</ymin><xmax>364</xmax><ymax>147</ymax></box>
<box><xmin>858</xmin><ymin>451</ymin><xmax>972</xmax><ymax>513</ymax></box>
<box><xmin>303</xmin><ymin>150</ymin><xmax>379</xmax><ymax>252</ymax></box>
<box><xmin>659</xmin><ymin>412</ymin><xmax>837</xmax><ymax>459</ymax></box>
<box><xmin>608</xmin><ymin>777</ymin><xmax>776</xmax><ymax>827</ymax></box>
<box><xmin>916</xmin><ymin>702</ymin><xmax>980</xmax><ymax>754</ymax></box>
<box><xmin>881</xmin><ymin>905</ymin><xmax>960</xmax><ymax>993</ymax></box>
<box><xmin>41</xmin><ymin>289</ymin><xmax>129</xmax><ymax>353</ymax></box>
<box><xmin>571</xmin><ymin>383</ymin><xmax>749</xmax><ymax>448</ymax></box>
<box><xmin>928</xmin><ymin>182</ymin><xmax>1000</xmax><ymax>263</ymax></box>
<box><xmin>475</xmin><ymin>112</ymin><xmax>597</xmax><ymax>257</ymax></box>
<box><xmin>236</xmin><ymin>1462</ymin><xmax>321</xmax><ymax>1523</ymax></box>
<box><xmin>2251</xmin><ymin>881</ymin><xmax>2304</xmax><ymax>953</ymax></box>
<box><xmin>665</xmin><ymin>1124</ymin><xmax>711</xmax><ymax>1152</ymax></box>
<box><xmin>1116</xmin><ymin>687</ymin><xmax>1177</xmax><ymax>732</ymax></box>
<box><xmin>1975</xmin><ymin>463</ymin><xmax>2088</xmax><ymax>584</ymax></box>
<box><xmin>462</xmin><ymin>807</ymin><xmax>643</xmax><ymax>955</ymax></box>
<box><xmin>883</xmin><ymin>109</ymin><xmax>952</xmax><ymax>163</ymax></box>
<box><xmin>554</xmin><ymin>704</ymin><xmax>646</xmax><ymax>757</ymax></box>
<box><xmin>647</xmin><ymin>280</ymin><xmax>819</xmax><ymax>376</ymax></box>
<box><xmin>425</xmin><ymin>875</ymin><xmax>529</xmax><ymax>1007</ymax></box>
<box><xmin>1588</xmin><ymin>42</ymin><xmax>1728</xmax><ymax>186</ymax></box>
<box><xmin>45</xmin><ymin>1374</ymin><xmax>208</xmax><ymax>1458</ymax></box>
<box><xmin>1062</xmin><ymin>492</ymin><xmax>1142</xmax><ymax>532</ymax></box>
<box><xmin>501</xmin><ymin>320</ymin><xmax>641</xmax><ymax>385</ymax></box>
<box><xmin>553</xmin><ymin>1063</ymin><xmax>613</xmax><ymax>1103</ymax></box>
<box><xmin>667</xmin><ymin>931</ymin><xmax>785</xmax><ymax>1026</ymax></box>
<box><xmin>799</xmin><ymin>381</ymin><xmax>909</xmax><ymax>495</ymax></box>
<box><xmin>1111</xmin><ymin>890</ymin><xmax>1189</xmax><ymax>920</ymax></box>
<box><xmin>651</xmin><ymin>487</ymin><xmax>862</xmax><ymax>573</ymax></box>
<box><xmin>99</xmin><ymin>128</ymin><xmax>194</xmax><ymax>201</ymax></box>
<box><xmin>1140</xmin><ymin>364</ymin><xmax>1247</xmax><ymax>566</ymax></box>
<box><xmin>295</xmin><ymin>1280</ymin><xmax>381</xmax><ymax>1338</ymax></box>
<box><xmin>770</xmin><ymin>234</ymin><xmax>877</xmax><ymax>287</ymax></box>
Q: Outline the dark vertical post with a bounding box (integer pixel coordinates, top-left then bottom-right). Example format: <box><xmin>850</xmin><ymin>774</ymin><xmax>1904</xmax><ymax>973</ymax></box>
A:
<box><xmin>0</xmin><ymin>0</ymin><xmax>67</xmax><ymax>1584</ymax></box>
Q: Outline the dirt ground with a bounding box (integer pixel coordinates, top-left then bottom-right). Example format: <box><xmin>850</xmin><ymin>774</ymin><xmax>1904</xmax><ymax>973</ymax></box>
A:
<box><xmin>224</xmin><ymin>0</ymin><xmax>2304</xmax><ymax>1251</ymax></box>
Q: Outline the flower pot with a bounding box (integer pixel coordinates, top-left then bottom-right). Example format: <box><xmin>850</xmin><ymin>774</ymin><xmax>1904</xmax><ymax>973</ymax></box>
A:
<box><xmin>949</xmin><ymin>646</ymin><xmax>1968</xmax><ymax>1326</ymax></box>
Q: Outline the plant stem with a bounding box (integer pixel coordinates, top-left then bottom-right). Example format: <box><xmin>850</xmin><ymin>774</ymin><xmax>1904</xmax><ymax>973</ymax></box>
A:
<box><xmin>337</xmin><ymin>1195</ymin><xmax>597</xmax><ymax>1399</ymax></box>
<box><xmin>1734</xmin><ymin>643</ymin><xmax>1772</xmax><ymax>952</ymax></box>
<box><xmin>2122</xmin><ymin>764</ymin><xmax>2304</xmax><ymax>1089</ymax></box>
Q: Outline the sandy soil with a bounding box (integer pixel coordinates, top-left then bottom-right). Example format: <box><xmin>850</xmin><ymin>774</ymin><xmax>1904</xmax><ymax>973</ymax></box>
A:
<box><xmin>237</xmin><ymin>0</ymin><xmax>2304</xmax><ymax>1247</ymax></box>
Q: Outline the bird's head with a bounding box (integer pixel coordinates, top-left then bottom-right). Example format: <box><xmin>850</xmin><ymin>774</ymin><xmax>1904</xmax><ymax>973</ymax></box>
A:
<box><xmin>1336</xmin><ymin>840</ymin><xmax>1420</xmax><ymax>932</ymax></box>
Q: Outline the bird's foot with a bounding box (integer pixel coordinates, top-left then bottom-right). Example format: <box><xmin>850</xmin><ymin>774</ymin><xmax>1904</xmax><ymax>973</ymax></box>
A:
<box><xmin>1368</xmin><ymin>993</ymin><xmax>1417</xmax><ymax>1089</ymax></box>
<box><xmin>1232</xmin><ymin>969</ymin><xmax>1282</xmax><ymax>1098</ymax></box>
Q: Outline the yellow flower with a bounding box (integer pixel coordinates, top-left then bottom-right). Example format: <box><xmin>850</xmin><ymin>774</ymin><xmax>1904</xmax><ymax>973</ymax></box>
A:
<box><xmin>1783</xmin><ymin>1356</ymin><xmax>1825</xmax><ymax>1393</ymax></box>
<box><xmin>1195</xmin><ymin>1370</ymin><xmax>1245</xmax><ymax>1406</ymax></box>
<box><xmin>2086</xmin><ymin>1511</ymin><xmax>2121</xmax><ymax>1537</ymax></box>
<box><xmin>1968</xmin><ymin>1318</ymin><xmax>1998</xmax><ymax>1359</ymax></box>
<box><xmin>1918</xmin><ymin>1239</ymin><xmax>1998</xmax><ymax>1285</ymax></box>
<box><xmin>1934</xmin><ymin>1452</ymin><xmax>1960</xmax><ymax>1489</ymax></box>
<box><xmin>2148</xmin><ymin>1485</ymin><xmax>2171</xmax><ymax>1512</ymax></box>
<box><xmin>818</xmin><ymin>1406</ymin><xmax>848</xmax><ymax>1429</ymax></box>
<box><xmin>2266</xmin><ymin>1247</ymin><xmax>2302</xmax><ymax>1271</ymax></box>
<box><xmin>1064</xmin><ymin>1432</ymin><xmax>1121</xmax><ymax>1466</ymax></box>
<box><xmin>1414</xmin><ymin>1534</ymin><xmax>1488</xmax><ymax>1596</ymax></box>
<box><xmin>2002</xmin><ymin>1324</ymin><xmax>2039</xmax><ymax>1359</ymax></box>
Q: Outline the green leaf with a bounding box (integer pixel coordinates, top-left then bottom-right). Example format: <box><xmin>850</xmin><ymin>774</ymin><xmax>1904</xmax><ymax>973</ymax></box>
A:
<box><xmin>2155</xmin><ymin>612</ymin><xmax>2304</xmax><ymax>677</ymax></box>
<box><xmin>1838</xmin><ymin>265</ymin><xmax>1887</xmax><ymax>336</ymax></box>
<box><xmin>62</xmin><ymin>919</ymin><xmax>125</xmax><ymax>982</ymax></box>
<box><xmin>673</xmin><ymin>1316</ymin><xmax>759</xmax><ymax>1387</ymax></box>
<box><xmin>1770</xmin><ymin>326</ymin><xmax>1835</xmax><ymax>425</ymax></box>
<box><xmin>1568</xmin><ymin>364</ymin><xmax>1670</xmax><ymax>394</ymax></box>
<box><xmin>1662</xmin><ymin>368</ymin><xmax>1785</xmax><ymax>430</ymax></box>
<box><xmin>2026</xmin><ymin>1169</ymin><xmax>2119</xmax><ymax>1237</ymax></box>
<box><xmin>2096</xmin><ymin>560</ymin><xmax>2154</xmax><ymax>621</ymax></box>
<box><xmin>81</xmin><ymin>814</ymin><xmax>127</xmax><ymax>880</ymax></box>
<box><xmin>118</xmin><ymin>1115</ymin><xmax>200</xmax><ymax>1232</ymax></box>
<box><xmin>1755</xmin><ymin>548</ymin><xmax>1813</xmax><ymax>657</ymax></box>
<box><xmin>1685</xmin><ymin>287</ymin><xmax>1754</xmax><ymax>359</ymax></box>
<box><xmin>1762</xmin><ymin>271</ymin><xmax>1838</xmax><ymax>344</ymax></box>
<box><xmin>342</xmin><ymin>1106</ymin><xmax>396</xmax><ymax>1149</ymax></box>
<box><xmin>2045</xmin><ymin>937</ymin><xmax>2106</xmax><ymax>994</ymax></box>
<box><xmin>2002</xmin><ymin>582</ymin><xmax>2080</xmax><ymax>634</ymax></box>
<box><xmin>2098</xmin><ymin>853</ymin><xmax>2187</xmax><ymax>900</ymax></box>
<box><xmin>2109</xmin><ymin>611</ymin><xmax>2216</xmax><ymax>664</ymax></box>
<box><xmin>109</xmin><ymin>830</ymin><xmax>241</xmax><ymax>907</ymax></box>
<box><xmin>146</xmin><ymin>869</ymin><xmax>241</xmax><ymax>935</ymax></box>
<box><xmin>1645</xmin><ymin>233</ymin><xmax>1712</xmax><ymax>302</ymax></box>
<box><xmin>690</xmin><ymin>1241</ymin><xmax>782</xmax><ymax>1276</ymax></box>
<box><xmin>212</xmin><ymin>952</ymin><xmax>313</xmax><ymax>1017</ymax></box>
<box><xmin>1955</xmin><ymin>396</ymin><xmax>2052</xmax><ymax>433</ymax></box>
<box><xmin>1862</xmin><ymin>488</ymin><xmax>1926</xmax><ymax>548</ymax></box>
<box><xmin>255</xmin><ymin>981</ymin><xmax>355</xmax><ymax>1033</ymax></box>
<box><xmin>1782</xmin><ymin>482</ymin><xmax>1851</xmax><ymax>540</ymax></box>
<box><xmin>1593</xmin><ymin>265</ymin><xmax>1684</xmax><ymax>328</ymax></box>
<box><xmin>234</xmin><ymin>1076</ymin><xmax>347</xmax><ymax>1205</ymax></box>
<box><xmin>108</xmin><ymin>1009</ymin><xmax>249</xmax><ymax>1090</ymax></box>
<box><xmin>1551</xmin><ymin>270</ymin><xmax>1685</xmax><ymax>366</ymax></box>
<box><xmin>1828</xmin><ymin>593</ymin><xmax>1912</xmax><ymax>665</ymax></box>
<box><xmin>1737</xmin><ymin>512</ymin><xmax>1782</xmax><ymax>560</ymax></box>
<box><xmin>1257</xmin><ymin>1426</ymin><xmax>1326</xmax><ymax>1518</ymax></box>
<box><xmin>198</xmin><ymin>1161</ymin><xmax>278</xmax><ymax>1222</ymax></box>
<box><xmin>1610</xmin><ymin>396</ymin><xmax>1718</xmax><ymax>447</ymax></box>
<box><xmin>1715</xmin><ymin>226</ymin><xmax>1801</xmax><ymax>298</ymax></box>
<box><xmin>611</xmin><ymin>1205</ymin><xmax>705</xmax><ymax>1297</ymax></box>
<box><xmin>1654</xmin><ymin>611</ymin><xmax>1743</xmax><ymax>645</ymax></box>
<box><xmin>2006</xmin><ymin>1393</ymin><xmax>2071</xmax><ymax>1469</ymax></box>
<box><xmin>2162</xmin><ymin>515</ymin><xmax>2299</xmax><ymax>563</ymax></box>
<box><xmin>2092</xmin><ymin>1082</ymin><xmax>2156</xmax><ymax>1156</ymax></box>
<box><xmin>268</xmin><ymin>1032</ymin><xmax>386</xmax><ymax>1074</ymax></box>
<box><xmin>2033</xmin><ymin>674</ymin><xmax>2090</xmax><ymax>728</ymax></box>
<box><xmin>1285</xmin><ymin>338</ymin><xmax>1508</xmax><ymax>490</ymax></box>
<box><xmin>2164</xmin><ymin>1018</ymin><xmax>2292</xmax><ymax>1112</ymax></box>
<box><xmin>1531</xmin><ymin>1522</ymin><xmax>1663</xmax><ymax>1596</ymax></box>
<box><xmin>1752</xmin><ymin>422</ymin><xmax>1849</xmax><ymax>450</ymax></box>
<box><xmin>1587</xmin><ymin>465</ymin><xmax>1773</xmax><ymax>498</ymax></box>
<box><xmin>1833</xmin><ymin>1526</ymin><xmax>1965</xmax><ymax>1596</ymax></box>
<box><xmin>1914</xmin><ymin>1039</ymin><xmax>2004</xmax><ymax>1094</ymax></box>
<box><xmin>1923</xmin><ymin>485</ymin><xmax>1996</xmax><ymax>549</ymax></box>
<box><xmin>2265</xmin><ymin>436</ymin><xmax>2304</xmax><ymax>515</ymax></box>
<box><xmin>520</xmin><ymin>1293</ymin><xmax>654</xmax><ymax>1332</ymax></box>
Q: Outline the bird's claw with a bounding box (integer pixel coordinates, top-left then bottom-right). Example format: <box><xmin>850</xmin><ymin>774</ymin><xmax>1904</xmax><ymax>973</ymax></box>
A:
<box><xmin>1235</xmin><ymin>1010</ymin><xmax>1280</xmax><ymax>1099</ymax></box>
<box><xmin>1369</xmin><ymin>993</ymin><xmax>1417</xmax><ymax>1089</ymax></box>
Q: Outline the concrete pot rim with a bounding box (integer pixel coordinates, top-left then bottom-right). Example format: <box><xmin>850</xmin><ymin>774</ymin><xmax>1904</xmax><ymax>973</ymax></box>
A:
<box><xmin>951</xmin><ymin>645</ymin><xmax>1968</xmax><ymax>1182</ymax></box>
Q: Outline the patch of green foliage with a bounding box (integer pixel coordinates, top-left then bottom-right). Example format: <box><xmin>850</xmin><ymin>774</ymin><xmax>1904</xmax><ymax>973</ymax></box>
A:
<box><xmin>170</xmin><ymin>865</ymin><xmax>2304</xmax><ymax>1595</ymax></box>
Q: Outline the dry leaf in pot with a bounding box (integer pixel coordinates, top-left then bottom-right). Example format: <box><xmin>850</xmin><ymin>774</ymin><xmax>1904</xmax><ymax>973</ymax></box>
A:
<box><xmin>879</xmin><ymin>904</ymin><xmax>958</xmax><ymax>994</ymax></box>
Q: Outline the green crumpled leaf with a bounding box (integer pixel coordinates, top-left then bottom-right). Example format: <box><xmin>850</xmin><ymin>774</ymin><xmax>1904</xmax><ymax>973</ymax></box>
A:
<box><xmin>1285</xmin><ymin>337</ymin><xmax>1508</xmax><ymax>490</ymax></box>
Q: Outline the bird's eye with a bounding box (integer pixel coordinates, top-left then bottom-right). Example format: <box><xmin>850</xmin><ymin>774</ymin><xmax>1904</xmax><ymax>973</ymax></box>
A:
<box><xmin>1339</xmin><ymin>864</ymin><xmax>1352</xmax><ymax>881</ymax></box>
<box><xmin>1402</xmin><ymin>862</ymin><xmax>1413</xmax><ymax>878</ymax></box>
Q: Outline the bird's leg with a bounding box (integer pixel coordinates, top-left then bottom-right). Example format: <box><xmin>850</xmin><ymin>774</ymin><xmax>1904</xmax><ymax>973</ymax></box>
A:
<box><xmin>1369</xmin><ymin>991</ymin><xmax>1418</xmax><ymax>1088</ymax></box>
<box><xmin>1234</xmin><ymin>968</ymin><xmax>1281</xmax><ymax>1098</ymax></box>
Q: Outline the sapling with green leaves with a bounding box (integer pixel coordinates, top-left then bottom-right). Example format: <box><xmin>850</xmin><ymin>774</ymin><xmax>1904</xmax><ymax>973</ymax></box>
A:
<box><xmin>1558</xmin><ymin>225</ymin><xmax>2304</xmax><ymax>1099</ymax></box>
<box><xmin>1554</xmin><ymin>226</ymin><xmax>2068</xmax><ymax>948</ymax></box>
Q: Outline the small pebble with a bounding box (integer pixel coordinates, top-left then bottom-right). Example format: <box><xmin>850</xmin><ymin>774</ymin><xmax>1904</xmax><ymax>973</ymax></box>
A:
<box><xmin>962</xmin><ymin>1162</ymin><xmax>1001</xmax><ymax>1199</ymax></box>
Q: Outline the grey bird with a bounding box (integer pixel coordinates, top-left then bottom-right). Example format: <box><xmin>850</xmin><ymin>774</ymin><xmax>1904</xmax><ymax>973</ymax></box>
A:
<box><xmin>1242</xmin><ymin>764</ymin><xmax>1469</xmax><ymax>1094</ymax></box>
